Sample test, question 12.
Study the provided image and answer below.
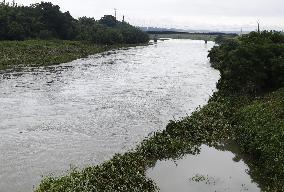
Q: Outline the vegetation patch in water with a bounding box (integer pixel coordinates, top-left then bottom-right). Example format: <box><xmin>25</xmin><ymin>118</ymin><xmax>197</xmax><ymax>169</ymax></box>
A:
<box><xmin>189</xmin><ymin>174</ymin><xmax>217</xmax><ymax>185</ymax></box>
<box><xmin>0</xmin><ymin>40</ymin><xmax>110</xmax><ymax>69</ymax></box>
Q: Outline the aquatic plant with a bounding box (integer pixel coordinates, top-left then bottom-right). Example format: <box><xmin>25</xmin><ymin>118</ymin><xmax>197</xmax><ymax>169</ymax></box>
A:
<box><xmin>234</xmin><ymin>88</ymin><xmax>284</xmax><ymax>191</ymax></box>
<box><xmin>0</xmin><ymin>40</ymin><xmax>109</xmax><ymax>69</ymax></box>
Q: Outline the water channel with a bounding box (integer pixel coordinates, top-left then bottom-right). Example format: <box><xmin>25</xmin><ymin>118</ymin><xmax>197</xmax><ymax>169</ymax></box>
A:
<box><xmin>0</xmin><ymin>39</ymin><xmax>259</xmax><ymax>192</ymax></box>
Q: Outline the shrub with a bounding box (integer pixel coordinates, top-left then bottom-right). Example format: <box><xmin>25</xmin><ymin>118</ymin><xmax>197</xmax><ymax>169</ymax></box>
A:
<box><xmin>208</xmin><ymin>31</ymin><xmax>284</xmax><ymax>95</ymax></box>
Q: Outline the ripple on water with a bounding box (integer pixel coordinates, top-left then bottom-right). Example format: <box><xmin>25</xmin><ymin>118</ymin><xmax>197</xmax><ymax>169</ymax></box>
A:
<box><xmin>0</xmin><ymin>39</ymin><xmax>220</xmax><ymax>192</ymax></box>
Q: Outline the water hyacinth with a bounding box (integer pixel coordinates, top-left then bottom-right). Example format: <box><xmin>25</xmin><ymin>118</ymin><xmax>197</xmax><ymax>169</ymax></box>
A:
<box><xmin>0</xmin><ymin>40</ymin><xmax>109</xmax><ymax>70</ymax></box>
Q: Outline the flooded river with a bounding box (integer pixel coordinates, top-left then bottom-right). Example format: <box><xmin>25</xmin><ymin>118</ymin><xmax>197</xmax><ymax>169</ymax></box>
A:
<box><xmin>0</xmin><ymin>39</ymin><xmax>257</xmax><ymax>192</ymax></box>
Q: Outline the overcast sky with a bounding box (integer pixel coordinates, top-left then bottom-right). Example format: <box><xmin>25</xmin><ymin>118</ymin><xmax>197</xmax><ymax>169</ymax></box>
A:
<box><xmin>9</xmin><ymin>0</ymin><xmax>284</xmax><ymax>31</ymax></box>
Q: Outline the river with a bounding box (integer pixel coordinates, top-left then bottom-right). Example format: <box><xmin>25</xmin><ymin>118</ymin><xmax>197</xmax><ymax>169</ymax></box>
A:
<box><xmin>1</xmin><ymin>39</ymin><xmax>224</xmax><ymax>191</ymax></box>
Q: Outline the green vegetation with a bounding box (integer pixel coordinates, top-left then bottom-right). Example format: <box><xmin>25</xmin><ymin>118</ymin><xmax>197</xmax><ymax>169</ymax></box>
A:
<box><xmin>209</xmin><ymin>31</ymin><xmax>284</xmax><ymax>95</ymax></box>
<box><xmin>208</xmin><ymin>30</ymin><xmax>284</xmax><ymax>191</ymax></box>
<box><xmin>0</xmin><ymin>40</ymin><xmax>110</xmax><ymax>69</ymax></box>
<box><xmin>36</xmin><ymin>31</ymin><xmax>284</xmax><ymax>192</ymax></box>
<box><xmin>0</xmin><ymin>1</ymin><xmax>149</xmax><ymax>69</ymax></box>
<box><xmin>0</xmin><ymin>1</ymin><xmax>149</xmax><ymax>44</ymax></box>
<box><xmin>235</xmin><ymin>88</ymin><xmax>284</xmax><ymax>190</ymax></box>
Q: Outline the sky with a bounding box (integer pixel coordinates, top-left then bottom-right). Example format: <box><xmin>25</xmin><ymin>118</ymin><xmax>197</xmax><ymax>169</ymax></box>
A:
<box><xmin>8</xmin><ymin>0</ymin><xmax>284</xmax><ymax>31</ymax></box>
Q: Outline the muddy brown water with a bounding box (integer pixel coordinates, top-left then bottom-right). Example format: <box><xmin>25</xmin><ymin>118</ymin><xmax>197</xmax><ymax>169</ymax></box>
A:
<box><xmin>147</xmin><ymin>144</ymin><xmax>261</xmax><ymax>192</ymax></box>
<box><xmin>0</xmin><ymin>39</ymin><xmax>258</xmax><ymax>192</ymax></box>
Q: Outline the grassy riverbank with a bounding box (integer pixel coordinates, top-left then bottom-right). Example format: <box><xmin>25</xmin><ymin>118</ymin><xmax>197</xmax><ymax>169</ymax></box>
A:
<box><xmin>234</xmin><ymin>88</ymin><xmax>284</xmax><ymax>190</ymax></box>
<box><xmin>208</xmin><ymin>30</ymin><xmax>284</xmax><ymax>191</ymax></box>
<box><xmin>0</xmin><ymin>40</ymin><xmax>112</xmax><ymax>70</ymax></box>
<box><xmin>36</xmin><ymin>31</ymin><xmax>284</xmax><ymax>192</ymax></box>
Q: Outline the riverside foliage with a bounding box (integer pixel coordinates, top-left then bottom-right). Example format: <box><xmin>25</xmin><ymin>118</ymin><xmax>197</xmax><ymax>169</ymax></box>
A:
<box><xmin>0</xmin><ymin>40</ymin><xmax>110</xmax><ymax>69</ymax></box>
<box><xmin>208</xmin><ymin>31</ymin><xmax>284</xmax><ymax>191</ymax></box>
<box><xmin>208</xmin><ymin>31</ymin><xmax>284</xmax><ymax>95</ymax></box>
<box><xmin>0</xmin><ymin>1</ymin><xmax>149</xmax><ymax>44</ymax></box>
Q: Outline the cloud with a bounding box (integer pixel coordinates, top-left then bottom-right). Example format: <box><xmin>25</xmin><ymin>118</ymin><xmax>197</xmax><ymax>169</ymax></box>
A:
<box><xmin>10</xmin><ymin>0</ymin><xmax>284</xmax><ymax>30</ymax></box>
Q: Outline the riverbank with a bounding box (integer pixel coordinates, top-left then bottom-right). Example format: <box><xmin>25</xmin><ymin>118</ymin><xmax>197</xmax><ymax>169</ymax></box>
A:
<box><xmin>0</xmin><ymin>40</ymin><xmax>149</xmax><ymax>70</ymax></box>
<box><xmin>0</xmin><ymin>40</ymin><xmax>115</xmax><ymax>70</ymax></box>
<box><xmin>233</xmin><ymin>88</ymin><xmax>284</xmax><ymax>190</ymax></box>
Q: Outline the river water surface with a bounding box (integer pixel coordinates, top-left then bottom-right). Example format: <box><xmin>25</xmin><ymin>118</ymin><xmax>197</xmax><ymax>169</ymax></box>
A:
<box><xmin>0</xmin><ymin>39</ymin><xmax>244</xmax><ymax>192</ymax></box>
<box><xmin>147</xmin><ymin>144</ymin><xmax>260</xmax><ymax>192</ymax></box>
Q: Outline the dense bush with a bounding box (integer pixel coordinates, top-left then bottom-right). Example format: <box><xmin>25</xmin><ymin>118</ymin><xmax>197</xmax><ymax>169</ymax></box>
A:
<box><xmin>0</xmin><ymin>1</ymin><xmax>149</xmax><ymax>44</ymax></box>
<box><xmin>75</xmin><ymin>16</ymin><xmax>149</xmax><ymax>44</ymax></box>
<box><xmin>0</xmin><ymin>1</ymin><xmax>76</xmax><ymax>40</ymax></box>
<box><xmin>208</xmin><ymin>31</ymin><xmax>284</xmax><ymax>95</ymax></box>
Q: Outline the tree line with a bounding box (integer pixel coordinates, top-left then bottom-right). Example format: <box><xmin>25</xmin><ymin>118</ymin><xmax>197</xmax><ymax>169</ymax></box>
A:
<box><xmin>208</xmin><ymin>31</ymin><xmax>284</xmax><ymax>95</ymax></box>
<box><xmin>0</xmin><ymin>1</ymin><xmax>149</xmax><ymax>44</ymax></box>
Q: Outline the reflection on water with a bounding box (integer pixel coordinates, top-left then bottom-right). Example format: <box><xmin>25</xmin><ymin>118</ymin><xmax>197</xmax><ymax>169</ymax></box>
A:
<box><xmin>147</xmin><ymin>144</ymin><xmax>261</xmax><ymax>192</ymax></box>
<box><xmin>0</xmin><ymin>40</ymin><xmax>219</xmax><ymax>192</ymax></box>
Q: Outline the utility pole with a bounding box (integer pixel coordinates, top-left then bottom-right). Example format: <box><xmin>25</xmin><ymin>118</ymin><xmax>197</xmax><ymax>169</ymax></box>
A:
<box><xmin>114</xmin><ymin>8</ymin><xmax>117</xmax><ymax>20</ymax></box>
<box><xmin>257</xmin><ymin>22</ymin><xmax>260</xmax><ymax>33</ymax></box>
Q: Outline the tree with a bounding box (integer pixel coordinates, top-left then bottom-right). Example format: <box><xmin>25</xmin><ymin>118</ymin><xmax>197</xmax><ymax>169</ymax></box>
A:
<box><xmin>7</xmin><ymin>21</ymin><xmax>25</xmax><ymax>40</ymax></box>
<box><xmin>0</xmin><ymin>2</ymin><xmax>149</xmax><ymax>44</ymax></box>
<box><xmin>99</xmin><ymin>15</ymin><xmax>117</xmax><ymax>27</ymax></box>
<box><xmin>208</xmin><ymin>31</ymin><xmax>284</xmax><ymax>95</ymax></box>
